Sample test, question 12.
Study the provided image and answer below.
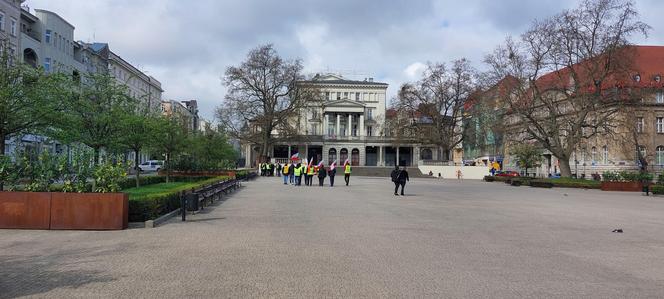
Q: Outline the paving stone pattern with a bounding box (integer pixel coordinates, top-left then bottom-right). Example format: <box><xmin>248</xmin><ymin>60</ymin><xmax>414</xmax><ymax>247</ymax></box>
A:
<box><xmin>1</xmin><ymin>177</ymin><xmax>664</xmax><ymax>298</ymax></box>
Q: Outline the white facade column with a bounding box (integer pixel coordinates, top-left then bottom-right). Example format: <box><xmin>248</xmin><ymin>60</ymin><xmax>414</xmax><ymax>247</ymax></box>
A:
<box><xmin>396</xmin><ymin>147</ymin><xmax>400</xmax><ymax>166</ymax></box>
<box><xmin>378</xmin><ymin>146</ymin><xmax>383</xmax><ymax>166</ymax></box>
<box><xmin>324</xmin><ymin>114</ymin><xmax>329</xmax><ymax>136</ymax></box>
<box><xmin>348</xmin><ymin>114</ymin><xmax>353</xmax><ymax>136</ymax></box>
<box><xmin>288</xmin><ymin>145</ymin><xmax>292</xmax><ymax>158</ymax></box>
<box><xmin>336</xmin><ymin>114</ymin><xmax>340</xmax><ymax>137</ymax></box>
<box><xmin>359</xmin><ymin>114</ymin><xmax>365</xmax><ymax>137</ymax></box>
<box><xmin>245</xmin><ymin>144</ymin><xmax>251</xmax><ymax>168</ymax></box>
<box><xmin>414</xmin><ymin>146</ymin><xmax>420</xmax><ymax>166</ymax></box>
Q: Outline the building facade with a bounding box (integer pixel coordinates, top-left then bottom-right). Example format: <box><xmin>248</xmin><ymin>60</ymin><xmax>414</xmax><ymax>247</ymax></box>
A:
<box><xmin>0</xmin><ymin>0</ymin><xmax>22</xmax><ymax>58</ymax></box>
<box><xmin>242</xmin><ymin>74</ymin><xmax>444</xmax><ymax>168</ymax></box>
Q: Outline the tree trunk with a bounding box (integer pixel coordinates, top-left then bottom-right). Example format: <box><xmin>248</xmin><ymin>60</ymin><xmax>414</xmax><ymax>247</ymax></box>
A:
<box><xmin>559</xmin><ymin>158</ymin><xmax>572</xmax><ymax>178</ymax></box>
<box><xmin>92</xmin><ymin>147</ymin><xmax>101</xmax><ymax>192</ymax></box>
<box><xmin>165</xmin><ymin>153</ymin><xmax>170</xmax><ymax>183</ymax></box>
<box><xmin>134</xmin><ymin>149</ymin><xmax>140</xmax><ymax>188</ymax></box>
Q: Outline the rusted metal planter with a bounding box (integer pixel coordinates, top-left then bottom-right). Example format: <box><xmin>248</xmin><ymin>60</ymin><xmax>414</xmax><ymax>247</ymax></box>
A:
<box><xmin>0</xmin><ymin>192</ymin><xmax>128</xmax><ymax>230</ymax></box>
<box><xmin>600</xmin><ymin>181</ymin><xmax>643</xmax><ymax>192</ymax></box>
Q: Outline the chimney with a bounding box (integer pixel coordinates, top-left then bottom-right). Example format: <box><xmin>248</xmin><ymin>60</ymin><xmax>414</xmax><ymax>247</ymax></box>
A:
<box><xmin>368</xmin><ymin>78</ymin><xmax>373</xmax><ymax>82</ymax></box>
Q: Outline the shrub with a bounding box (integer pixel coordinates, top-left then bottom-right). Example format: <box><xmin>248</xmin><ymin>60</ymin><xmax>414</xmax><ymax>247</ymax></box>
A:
<box><xmin>602</xmin><ymin>171</ymin><xmax>621</xmax><ymax>182</ymax></box>
<box><xmin>652</xmin><ymin>185</ymin><xmax>664</xmax><ymax>195</ymax></box>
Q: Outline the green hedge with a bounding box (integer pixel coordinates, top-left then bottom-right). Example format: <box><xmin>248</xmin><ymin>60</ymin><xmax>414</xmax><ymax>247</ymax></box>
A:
<box><xmin>651</xmin><ymin>185</ymin><xmax>664</xmax><ymax>195</ymax></box>
<box><xmin>484</xmin><ymin>176</ymin><xmax>600</xmax><ymax>189</ymax></box>
<box><xmin>118</xmin><ymin>175</ymin><xmax>214</xmax><ymax>190</ymax></box>
<box><xmin>127</xmin><ymin>176</ymin><xmax>229</xmax><ymax>222</ymax></box>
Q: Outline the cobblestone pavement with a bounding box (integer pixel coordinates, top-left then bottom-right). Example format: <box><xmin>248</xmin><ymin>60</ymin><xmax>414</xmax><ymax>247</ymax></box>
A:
<box><xmin>2</xmin><ymin>177</ymin><xmax>664</xmax><ymax>298</ymax></box>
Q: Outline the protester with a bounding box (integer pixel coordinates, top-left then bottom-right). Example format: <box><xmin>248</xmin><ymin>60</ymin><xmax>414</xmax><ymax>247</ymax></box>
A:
<box><xmin>344</xmin><ymin>161</ymin><xmax>352</xmax><ymax>186</ymax></box>
<box><xmin>317</xmin><ymin>164</ymin><xmax>326</xmax><ymax>186</ymax></box>
<box><xmin>289</xmin><ymin>161</ymin><xmax>295</xmax><ymax>184</ymax></box>
<box><xmin>328</xmin><ymin>163</ymin><xmax>337</xmax><ymax>187</ymax></box>
<box><xmin>282</xmin><ymin>163</ymin><xmax>289</xmax><ymax>185</ymax></box>
<box><xmin>294</xmin><ymin>162</ymin><xmax>303</xmax><ymax>186</ymax></box>
<box><xmin>306</xmin><ymin>163</ymin><xmax>316</xmax><ymax>186</ymax></box>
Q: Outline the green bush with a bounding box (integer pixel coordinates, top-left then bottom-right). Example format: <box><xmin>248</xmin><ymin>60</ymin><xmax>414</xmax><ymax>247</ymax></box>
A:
<box><xmin>602</xmin><ymin>171</ymin><xmax>651</xmax><ymax>182</ymax></box>
<box><xmin>651</xmin><ymin>185</ymin><xmax>664</xmax><ymax>195</ymax></box>
<box><xmin>533</xmin><ymin>178</ymin><xmax>600</xmax><ymax>189</ymax></box>
<box><xmin>126</xmin><ymin>176</ymin><xmax>229</xmax><ymax>222</ymax></box>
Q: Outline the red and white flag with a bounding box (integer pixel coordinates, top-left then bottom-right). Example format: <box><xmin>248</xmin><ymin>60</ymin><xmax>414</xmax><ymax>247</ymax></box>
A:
<box><xmin>290</xmin><ymin>152</ymin><xmax>299</xmax><ymax>160</ymax></box>
<box><xmin>330</xmin><ymin>160</ymin><xmax>337</xmax><ymax>170</ymax></box>
<box><xmin>308</xmin><ymin>159</ymin><xmax>314</xmax><ymax>168</ymax></box>
<box><xmin>317</xmin><ymin>161</ymin><xmax>324</xmax><ymax>168</ymax></box>
<box><xmin>343</xmin><ymin>159</ymin><xmax>350</xmax><ymax>166</ymax></box>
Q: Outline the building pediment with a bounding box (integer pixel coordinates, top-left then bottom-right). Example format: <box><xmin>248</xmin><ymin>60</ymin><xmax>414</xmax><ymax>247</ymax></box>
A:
<box><xmin>325</xmin><ymin>99</ymin><xmax>366</xmax><ymax>108</ymax></box>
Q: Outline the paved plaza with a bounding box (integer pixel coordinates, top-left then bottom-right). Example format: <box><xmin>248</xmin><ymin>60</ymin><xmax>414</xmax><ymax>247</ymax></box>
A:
<box><xmin>2</xmin><ymin>177</ymin><xmax>664</xmax><ymax>298</ymax></box>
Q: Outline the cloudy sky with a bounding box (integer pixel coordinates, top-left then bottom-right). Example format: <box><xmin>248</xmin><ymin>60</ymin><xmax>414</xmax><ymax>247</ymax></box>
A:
<box><xmin>26</xmin><ymin>0</ymin><xmax>664</xmax><ymax>120</ymax></box>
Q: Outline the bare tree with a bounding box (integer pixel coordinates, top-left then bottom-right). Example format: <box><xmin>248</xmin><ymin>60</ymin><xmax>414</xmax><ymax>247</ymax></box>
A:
<box><xmin>216</xmin><ymin>44</ymin><xmax>316</xmax><ymax>162</ymax></box>
<box><xmin>483</xmin><ymin>0</ymin><xmax>649</xmax><ymax>177</ymax></box>
<box><xmin>396</xmin><ymin>59</ymin><xmax>476</xmax><ymax>161</ymax></box>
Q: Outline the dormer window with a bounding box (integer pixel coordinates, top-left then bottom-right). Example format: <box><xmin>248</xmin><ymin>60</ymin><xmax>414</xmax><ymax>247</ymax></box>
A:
<box><xmin>634</xmin><ymin>74</ymin><xmax>641</xmax><ymax>82</ymax></box>
<box><xmin>655</xmin><ymin>75</ymin><xmax>661</xmax><ymax>83</ymax></box>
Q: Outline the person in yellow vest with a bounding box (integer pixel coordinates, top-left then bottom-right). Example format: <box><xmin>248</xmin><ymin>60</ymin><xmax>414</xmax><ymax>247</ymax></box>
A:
<box><xmin>307</xmin><ymin>164</ymin><xmax>316</xmax><ymax>186</ymax></box>
<box><xmin>282</xmin><ymin>163</ymin><xmax>290</xmax><ymax>185</ymax></box>
<box><xmin>344</xmin><ymin>162</ymin><xmax>352</xmax><ymax>186</ymax></box>
<box><xmin>294</xmin><ymin>162</ymin><xmax>303</xmax><ymax>186</ymax></box>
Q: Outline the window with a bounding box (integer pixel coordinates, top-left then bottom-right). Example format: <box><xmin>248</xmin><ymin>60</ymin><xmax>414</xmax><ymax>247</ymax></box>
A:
<box><xmin>336</xmin><ymin>92</ymin><xmax>341</xmax><ymax>100</ymax></box>
<box><xmin>658</xmin><ymin>117</ymin><xmax>664</xmax><ymax>133</ymax></box>
<box><xmin>634</xmin><ymin>74</ymin><xmax>641</xmax><ymax>82</ymax></box>
<box><xmin>367</xmin><ymin>126</ymin><xmax>373</xmax><ymax>137</ymax></box>
<box><xmin>325</xmin><ymin>92</ymin><xmax>330</xmax><ymax>101</ymax></box>
<box><xmin>44</xmin><ymin>58</ymin><xmax>51</xmax><ymax>72</ymax></box>
<box><xmin>636</xmin><ymin>146</ymin><xmax>646</xmax><ymax>165</ymax></box>
<box><xmin>9</xmin><ymin>18</ymin><xmax>16</xmax><ymax>36</ymax></box>
<box><xmin>355</xmin><ymin>92</ymin><xmax>360</xmax><ymax>101</ymax></box>
<box><xmin>367</xmin><ymin>108</ymin><xmax>373</xmax><ymax>120</ymax></box>
<box><xmin>657</xmin><ymin>92</ymin><xmax>664</xmax><ymax>104</ymax></box>
<box><xmin>657</xmin><ymin>146</ymin><xmax>664</xmax><ymax>165</ymax></box>
<box><xmin>344</xmin><ymin>92</ymin><xmax>349</xmax><ymax>99</ymax></box>
<box><xmin>591</xmin><ymin>146</ymin><xmax>597</xmax><ymax>164</ymax></box>
<box><xmin>637</xmin><ymin>117</ymin><xmax>644</xmax><ymax>133</ymax></box>
<box><xmin>310</xmin><ymin>124</ymin><xmax>318</xmax><ymax>135</ymax></box>
<box><xmin>602</xmin><ymin>146</ymin><xmax>608</xmax><ymax>164</ymax></box>
<box><xmin>0</xmin><ymin>12</ymin><xmax>5</xmax><ymax>31</ymax></box>
<box><xmin>54</xmin><ymin>33</ymin><xmax>57</xmax><ymax>47</ymax></box>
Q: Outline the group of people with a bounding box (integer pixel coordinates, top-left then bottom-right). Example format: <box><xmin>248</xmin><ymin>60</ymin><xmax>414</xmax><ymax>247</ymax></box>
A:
<box><xmin>275</xmin><ymin>160</ymin><xmax>352</xmax><ymax>187</ymax></box>
<box><xmin>259</xmin><ymin>162</ymin><xmax>278</xmax><ymax>177</ymax></box>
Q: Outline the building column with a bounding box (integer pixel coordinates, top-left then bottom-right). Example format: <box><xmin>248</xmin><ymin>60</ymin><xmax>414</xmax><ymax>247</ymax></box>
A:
<box><xmin>324</xmin><ymin>114</ymin><xmax>329</xmax><ymax>136</ymax></box>
<box><xmin>245</xmin><ymin>144</ymin><xmax>251</xmax><ymax>168</ymax></box>
<box><xmin>396</xmin><ymin>147</ymin><xmax>400</xmax><ymax>166</ymax></box>
<box><xmin>288</xmin><ymin>145</ymin><xmax>292</xmax><ymax>158</ymax></box>
<box><xmin>348</xmin><ymin>114</ymin><xmax>353</xmax><ymax>137</ymax></box>
<box><xmin>360</xmin><ymin>147</ymin><xmax>366</xmax><ymax>166</ymax></box>
<box><xmin>359</xmin><ymin>114</ymin><xmax>365</xmax><ymax>137</ymax></box>
<box><xmin>378</xmin><ymin>146</ymin><xmax>383</xmax><ymax>166</ymax></box>
<box><xmin>414</xmin><ymin>146</ymin><xmax>420</xmax><ymax>166</ymax></box>
<box><xmin>336</xmin><ymin>114</ymin><xmax>341</xmax><ymax>137</ymax></box>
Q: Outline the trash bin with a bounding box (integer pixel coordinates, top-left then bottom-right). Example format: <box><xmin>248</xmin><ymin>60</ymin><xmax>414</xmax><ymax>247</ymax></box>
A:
<box><xmin>185</xmin><ymin>193</ymin><xmax>199</xmax><ymax>211</ymax></box>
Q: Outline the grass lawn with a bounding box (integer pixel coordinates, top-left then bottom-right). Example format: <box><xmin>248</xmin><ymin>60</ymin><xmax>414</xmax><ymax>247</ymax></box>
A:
<box><xmin>124</xmin><ymin>181</ymin><xmax>206</xmax><ymax>200</ymax></box>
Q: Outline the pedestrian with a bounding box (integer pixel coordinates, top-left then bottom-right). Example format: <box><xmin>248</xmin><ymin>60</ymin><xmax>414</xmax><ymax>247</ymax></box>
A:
<box><xmin>396</xmin><ymin>166</ymin><xmax>409</xmax><ymax>196</ymax></box>
<box><xmin>344</xmin><ymin>161</ymin><xmax>352</xmax><ymax>186</ymax></box>
<box><xmin>390</xmin><ymin>166</ymin><xmax>401</xmax><ymax>196</ymax></box>
<box><xmin>282</xmin><ymin>163</ymin><xmax>289</xmax><ymax>185</ymax></box>
<box><xmin>294</xmin><ymin>162</ymin><xmax>303</xmax><ymax>186</ymax></box>
<box><xmin>289</xmin><ymin>161</ymin><xmax>295</xmax><ymax>184</ymax></box>
<box><xmin>306</xmin><ymin>164</ymin><xmax>316</xmax><ymax>186</ymax></box>
<box><xmin>317</xmin><ymin>164</ymin><xmax>326</xmax><ymax>186</ymax></box>
<box><xmin>456</xmin><ymin>169</ymin><xmax>463</xmax><ymax>180</ymax></box>
<box><xmin>328</xmin><ymin>166</ymin><xmax>336</xmax><ymax>187</ymax></box>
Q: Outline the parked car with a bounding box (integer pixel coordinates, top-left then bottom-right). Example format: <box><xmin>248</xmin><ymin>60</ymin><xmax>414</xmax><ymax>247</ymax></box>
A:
<box><xmin>138</xmin><ymin>160</ymin><xmax>164</xmax><ymax>172</ymax></box>
<box><xmin>495</xmin><ymin>171</ymin><xmax>520</xmax><ymax>177</ymax></box>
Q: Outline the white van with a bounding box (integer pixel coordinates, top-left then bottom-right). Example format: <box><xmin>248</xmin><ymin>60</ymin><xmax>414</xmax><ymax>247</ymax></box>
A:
<box><xmin>138</xmin><ymin>160</ymin><xmax>164</xmax><ymax>172</ymax></box>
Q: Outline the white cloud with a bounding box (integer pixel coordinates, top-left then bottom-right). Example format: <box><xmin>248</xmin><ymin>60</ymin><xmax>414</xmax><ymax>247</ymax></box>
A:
<box><xmin>404</xmin><ymin>62</ymin><xmax>426</xmax><ymax>80</ymax></box>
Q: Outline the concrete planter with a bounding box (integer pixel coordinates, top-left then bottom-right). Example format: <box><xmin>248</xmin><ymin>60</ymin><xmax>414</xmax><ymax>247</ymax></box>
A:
<box><xmin>600</xmin><ymin>181</ymin><xmax>643</xmax><ymax>192</ymax></box>
<box><xmin>0</xmin><ymin>191</ymin><xmax>128</xmax><ymax>230</ymax></box>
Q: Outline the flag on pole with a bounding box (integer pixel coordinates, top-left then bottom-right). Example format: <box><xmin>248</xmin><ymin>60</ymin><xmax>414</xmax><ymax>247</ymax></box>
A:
<box><xmin>317</xmin><ymin>161</ymin><xmax>324</xmax><ymax>168</ymax></box>
<box><xmin>303</xmin><ymin>157</ymin><xmax>308</xmax><ymax>167</ymax></box>
<box><xmin>290</xmin><ymin>152</ymin><xmax>299</xmax><ymax>161</ymax></box>
<box><xmin>330</xmin><ymin>160</ymin><xmax>337</xmax><ymax>170</ymax></box>
<box><xmin>308</xmin><ymin>158</ymin><xmax>314</xmax><ymax>168</ymax></box>
<box><xmin>344</xmin><ymin>158</ymin><xmax>350</xmax><ymax>166</ymax></box>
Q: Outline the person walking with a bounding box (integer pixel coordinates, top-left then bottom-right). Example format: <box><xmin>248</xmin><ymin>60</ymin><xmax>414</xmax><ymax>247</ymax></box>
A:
<box><xmin>391</xmin><ymin>166</ymin><xmax>401</xmax><ymax>196</ymax></box>
<box><xmin>328</xmin><ymin>164</ymin><xmax>337</xmax><ymax>187</ymax></box>
<box><xmin>282</xmin><ymin>163</ymin><xmax>289</xmax><ymax>185</ymax></box>
<box><xmin>396</xmin><ymin>166</ymin><xmax>409</xmax><ymax>196</ymax></box>
<box><xmin>344</xmin><ymin>161</ymin><xmax>352</xmax><ymax>186</ymax></box>
<box><xmin>317</xmin><ymin>164</ymin><xmax>327</xmax><ymax>186</ymax></box>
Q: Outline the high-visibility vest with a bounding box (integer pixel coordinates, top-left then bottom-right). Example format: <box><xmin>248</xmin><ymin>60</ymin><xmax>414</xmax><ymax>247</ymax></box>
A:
<box><xmin>344</xmin><ymin>164</ymin><xmax>351</xmax><ymax>174</ymax></box>
<box><xmin>294</xmin><ymin>166</ymin><xmax>302</xmax><ymax>176</ymax></box>
<box><xmin>283</xmin><ymin>165</ymin><xmax>289</xmax><ymax>174</ymax></box>
<box><xmin>307</xmin><ymin>166</ymin><xmax>315</xmax><ymax>175</ymax></box>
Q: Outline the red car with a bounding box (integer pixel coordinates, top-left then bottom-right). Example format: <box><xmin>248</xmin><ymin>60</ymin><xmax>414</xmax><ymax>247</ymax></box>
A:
<box><xmin>495</xmin><ymin>171</ymin><xmax>520</xmax><ymax>177</ymax></box>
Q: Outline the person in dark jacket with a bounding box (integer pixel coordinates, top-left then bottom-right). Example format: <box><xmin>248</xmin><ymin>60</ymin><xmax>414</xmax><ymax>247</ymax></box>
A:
<box><xmin>395</xmin><ymin>167</ymin><xmax>409</xmax><ymax>196</ymax></box>
<box><xmin>390</xmin><ymin>166</ymin><xmax>400</xmax><ymax>196</ymax></box>
<box><xmin>328</xmin><ymin>167</ymin><xmax>336</xmax><ymax>187</ymax></box>
<box><xmin>288</xmin><ymin>162</ymin><xmax>295</xmax><ymax>185</ymax></box>
<box><xmin>317</xmin><ymin>165</ymin><xmax>327</xmax><ymax>186</ymax></box>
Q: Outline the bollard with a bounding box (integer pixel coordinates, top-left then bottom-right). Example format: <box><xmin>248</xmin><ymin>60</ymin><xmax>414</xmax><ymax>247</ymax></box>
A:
<box><xmin>180</xmin><ymin>192</ymin><xmax>186</xmax><ymax>221</ymax></box>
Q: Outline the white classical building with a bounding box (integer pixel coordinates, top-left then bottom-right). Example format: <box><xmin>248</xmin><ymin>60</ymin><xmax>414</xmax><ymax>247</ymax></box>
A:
<box><xmin>243</xmin><ymin>74</ymin><xmax>442</xmax><ymax>168</ymax></box>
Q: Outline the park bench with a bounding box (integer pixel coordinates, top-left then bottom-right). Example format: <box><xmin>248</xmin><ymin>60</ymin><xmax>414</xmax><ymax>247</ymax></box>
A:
<box><xmin>184</xmin><ymin>178</ymin><xmax>240</xmax><ymax>214</ymax></box>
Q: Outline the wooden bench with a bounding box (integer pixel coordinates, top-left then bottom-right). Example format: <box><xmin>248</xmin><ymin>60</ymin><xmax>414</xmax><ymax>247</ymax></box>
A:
<box><xmin>188</xmin><ymin>179</ymin><xmax>239</xmax><ymax>212</ymax></box>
